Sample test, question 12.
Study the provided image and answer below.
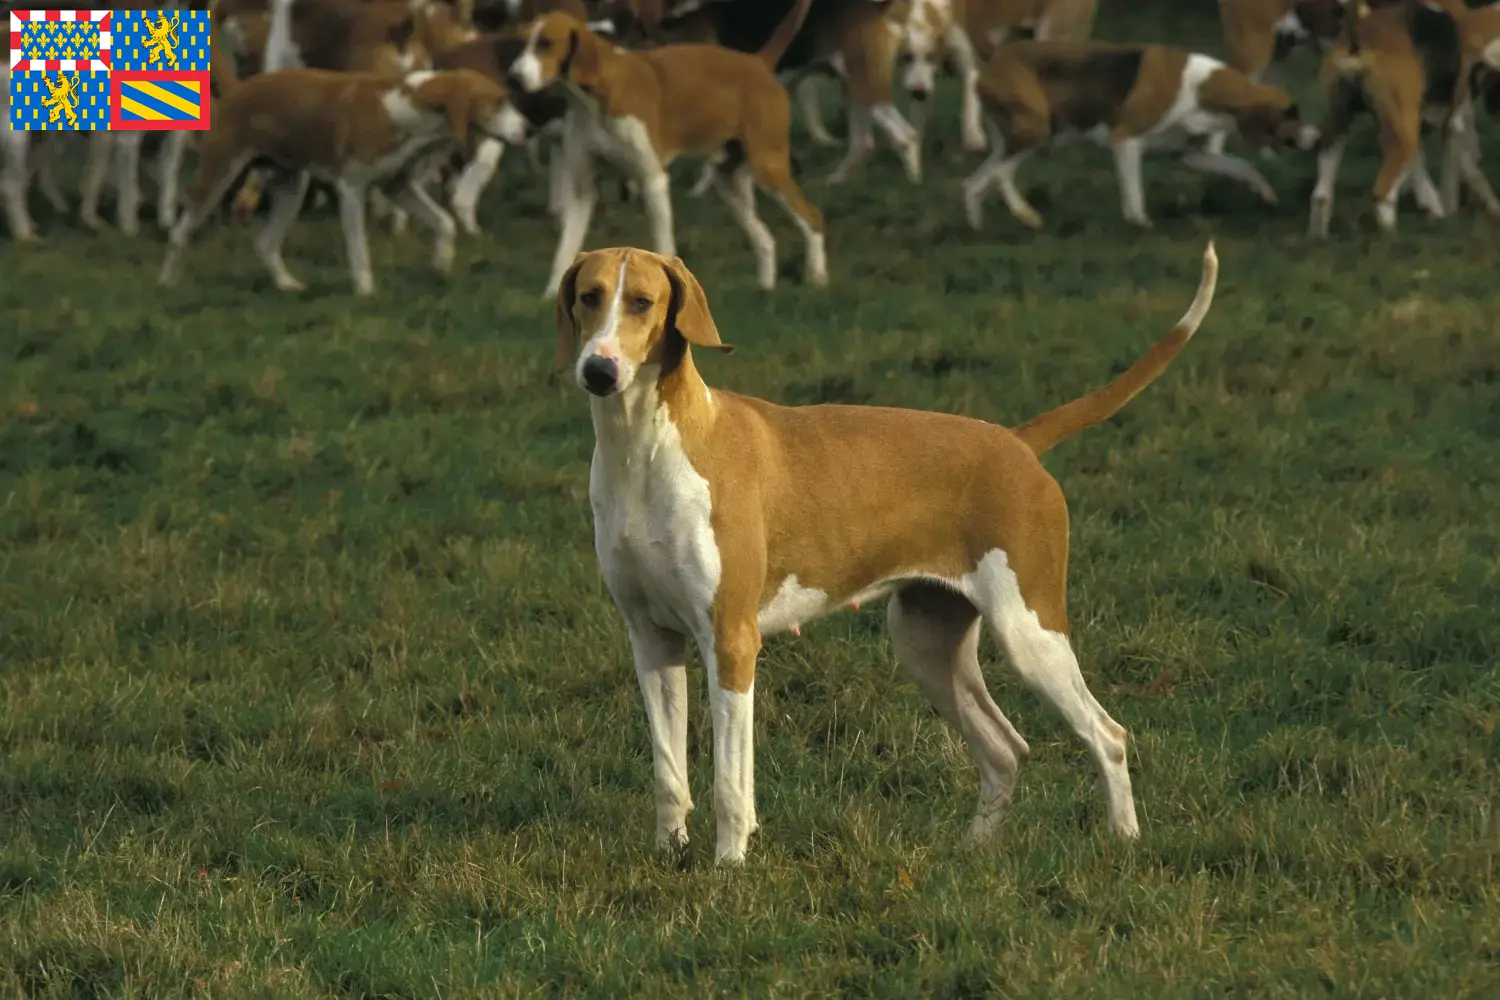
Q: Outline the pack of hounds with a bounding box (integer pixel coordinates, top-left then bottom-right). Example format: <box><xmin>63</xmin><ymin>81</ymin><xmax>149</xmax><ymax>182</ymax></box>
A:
<box><xmin>2</xmin><ymin>0</ymin><xmax>1498</xmax><ymax>295</ymax></box>
<box><xmin>3</xmin><ymin>0</ymin><xmax>1497</xmax><ymax>865</ymax></box>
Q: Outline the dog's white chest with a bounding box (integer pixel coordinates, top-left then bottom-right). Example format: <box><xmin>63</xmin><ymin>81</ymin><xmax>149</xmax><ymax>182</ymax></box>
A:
<box><xmin>589</xmin><ymin>401</ymin><xmax>721</xmax><ymax>637</ymax></box>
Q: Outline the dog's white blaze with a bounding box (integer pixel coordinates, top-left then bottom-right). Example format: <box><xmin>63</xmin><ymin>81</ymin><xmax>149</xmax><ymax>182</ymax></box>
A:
<box><xmin>511</xmin><ymin>22</ymin><xmax>546</xmax><ymax>93</ymax></box>
<box><xmin>576</xmin><ymin>259</ymin><xmax>631</xmax><ymax>386</ymax></box>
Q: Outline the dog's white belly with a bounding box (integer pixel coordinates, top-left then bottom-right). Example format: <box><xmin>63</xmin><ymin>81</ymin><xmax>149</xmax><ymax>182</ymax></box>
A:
<box><xmin>757</xmin><ymin>575</ymin><xmax>906</xmax><ymax>635</ymax></box>
<box><xmin>589</xmin><ymin>412</ymin><xmax>721</xmax><ymax>638</ymax></box>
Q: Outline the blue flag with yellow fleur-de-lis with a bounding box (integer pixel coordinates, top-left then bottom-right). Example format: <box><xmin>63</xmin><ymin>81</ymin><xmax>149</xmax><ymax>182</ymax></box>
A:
<box><xmin>8</xmin><ymin>9</ymin><xmax>211</xmax><ymax>131</ymax></box>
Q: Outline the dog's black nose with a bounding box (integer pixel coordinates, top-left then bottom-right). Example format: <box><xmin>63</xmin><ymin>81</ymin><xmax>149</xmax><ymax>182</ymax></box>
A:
<box><xmin>910</xmin><ymin>89</ymin><xmax>930</xmax><ymax>103</ymax></box>
<box><xmin>505</xmin><ymin>73</ymin><xmax>525</xmax><ymax>93</ymax></box>
<box><xmin>580</xmin><ymin>356</ymin><xmax>619</xmax><ymax>395</ymax></box>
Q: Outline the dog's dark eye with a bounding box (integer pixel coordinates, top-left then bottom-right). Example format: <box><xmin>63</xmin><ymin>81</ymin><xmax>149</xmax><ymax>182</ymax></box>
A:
<box><xmin>579</xmin><ymin>289</ymin><xmax>601</xmax><ymax>309</ymax></box>
<box><xmin>631</xmin><ymin>297</ymin><xmax>652</xmax><ymax>312</ymax></box>
<box><xmin>535</xmin><ymin>38</ymin><xmax>552</xmax><ymax>53</ymax></box>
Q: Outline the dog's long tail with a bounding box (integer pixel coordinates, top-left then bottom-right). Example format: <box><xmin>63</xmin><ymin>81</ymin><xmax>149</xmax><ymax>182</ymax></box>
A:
<box><xmin>211</xmin><ymin>16</ymin><xmax>242</xmax><ymax>97</ymax></box>
<box><xmin>1012</xmin><ymin>243</ymin><xmax>1218</xmax><ymax>457</ymax></box>
<box><xmin>757</xmin><ymin>0</ymin><xmax>815</xmax><ymax>70</ymax></box>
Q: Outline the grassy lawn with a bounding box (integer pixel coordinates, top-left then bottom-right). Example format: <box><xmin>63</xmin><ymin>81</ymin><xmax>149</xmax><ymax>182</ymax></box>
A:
<box><xmin>3</xmin><ymin>6</ymin><xmax>1499</xmax><ymax>997</ymax></box>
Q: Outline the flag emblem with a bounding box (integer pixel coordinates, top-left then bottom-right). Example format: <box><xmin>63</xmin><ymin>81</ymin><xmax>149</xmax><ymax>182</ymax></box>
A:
<box><xmin>111</xmin><ymin>69</ymin><xmax>209</xmax><ymax>129</ymax></box>
<box><xmin>7</xmin><ymin>9</ymin><xmax>209</xmax><ymax>130</ymax></box>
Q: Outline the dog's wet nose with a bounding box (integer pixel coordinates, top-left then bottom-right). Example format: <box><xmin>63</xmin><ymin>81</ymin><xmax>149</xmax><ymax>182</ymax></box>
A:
<box><xmin>581</xmin><ymin>356</ymin><xmax>619</xmax><ymax>395</ymax></box>
<box><xmin>910</xmin><ymin>88</ymin><xmax>930</xmax><ymax>102</ymax></box>
<box><xmin>505</xmin><ymin>73</ymin><xmax>525</xmax><ymax>93</ymax></box>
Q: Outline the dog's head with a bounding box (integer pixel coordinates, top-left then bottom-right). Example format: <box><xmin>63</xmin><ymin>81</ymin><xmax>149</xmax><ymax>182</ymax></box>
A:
<box><xmin>898</xmin><ymin>0</ymin><xmax>952</xmax><ymax>101</ymax></box>
<box><xmin>1234</xmin><ymin>88</ymin><xmax>1313</xmax><ymax>150</ymax></box>
<box><xmin>409</xmin><ymin>68</ymin><xmax>517</xmax><ymax>145</ymax></box>
<box><xmin>507</xmin><ymin>11</ymin><xmax>600</xmax><ymax>93</ymax></box>
<box><xmin>554</xmin><ymin>248</ymin><xmax>733</xmax><ymax>397</ymax></box>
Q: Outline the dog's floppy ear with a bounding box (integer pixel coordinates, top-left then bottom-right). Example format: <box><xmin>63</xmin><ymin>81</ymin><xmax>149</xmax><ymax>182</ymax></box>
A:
<box><xmin>561</xmin><ymin>25</ymin><xmax>600</xmax><ymax>84</ymax></box>
<box><xmin>662</xmin><ymin>256</ymin><xmax>732</xmax><ymax>355</ymax></box>
<box><xmin>410</xmin><ymin>73</ymin><xmax>472</xmax><ymax>145</ymax></box>
<box><xmin>554</xmin><ymin>253</ymin><xmax>588</xmax><ymax>375</ymax></box>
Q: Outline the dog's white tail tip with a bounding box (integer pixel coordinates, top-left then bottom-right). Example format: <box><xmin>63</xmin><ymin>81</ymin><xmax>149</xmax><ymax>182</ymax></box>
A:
<box><xmin>1180</xmin><ymin>241</ymin><xmax>1218</xmax><ymax>338</ymax></box>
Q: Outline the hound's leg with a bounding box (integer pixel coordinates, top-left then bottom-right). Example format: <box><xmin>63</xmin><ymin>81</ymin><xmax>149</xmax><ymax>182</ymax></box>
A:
<box><xmin>542</xmin><ymin>138</ymin><xmax>599</xmax><ymax>298</ymax></box>
<box><xmin>1308</xmin><ymin>135</ymin><xmax>1347</xmax><ymax>238</ymax></box>
<box><xmin>1111</xmin><ymin>136</ymin><xmax>1151</xmax><ymax>227</ymax></box>
<box><xmin>160</xmin><ymin>152</ymin><xmax>256</xmax><ymax>285</ymax></box>
<box><xmin>155</xmin><ymin>131</ymin><xmax>187</xmax><ymax>229</ymax></box>
<box><xmin>715</xmin><ymin>164</ymin><xmax>777</xmax><ymax>290</ymax></box>
<box><xmin>698</xmin><ymin>618</ymin><xmax>760</xmax><ymax>865</ymax></box>
<box><xmin>627</xmin><ymin>622</ymin><xmax>694</xmax><ymax>852</ymax></box>
<box><xmin>1408</xmin><ymin>146</ymin><xmax>1446</xmax><ymax>219</ymax></box>
<box><xmin>393</xmin><ymin>180</ymin><xmax>458</xmax><ymax>275</ymax></box>
<box><xmin>950</xmin><ymin>28</ymin><xmax>986</xmax><ymax>153</ymax></box>
<box><xmin>968</xmin><ymin>551</ymin><xmax>1139</xmax><ymax>839</ymax></box>
<box><xmin>888</xmin><ymin>585</ymin><xmax>1029</xmax><ymax>841</ymax></box>
<box><xmin>34</xmin><ymin>140</ymin><xmax>67</xmax><ymax>213</ymax></box>
<box><xmin>113</xmin><ymin>130</ymin><xmax>145</xmax><ymax>235</ymax></box>
<box><xmin>79</xmin><ymin>132</ymin><xmax>112</xmax><ymax>230</ymax></box>
<box><xmin>450</xmin><ymin>136</ymin><xmax>505</xmax><ymax>235</ymax></box>
<box><xmin>255</xmin><ymin>171</ymin><xmax>311</xmax><ymax>292</ymax></box>
<box><xmin>335</xmin><ymin>179</ymin><xmax>377</xmax><ymax>296</ymax></box>
<box><xmin>1</xmin><ymin>126</ymin><xmax>37</xmax><ymax>243</ymax></box>
<box><xmin>1179</xmin><ymin>147</ymin><xmax>1278</xmax><ymax>204</ymax></box>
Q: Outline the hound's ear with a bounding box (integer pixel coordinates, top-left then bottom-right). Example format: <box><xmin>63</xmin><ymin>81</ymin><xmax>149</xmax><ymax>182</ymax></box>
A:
<box><xmin>412</xmin><ymin>75</ymin><xmax>471</xmax><ymax>145</ymax></box>
<box><xmin>663</xmin><ymin>257</ymin><xmax>732</xmax><ymax>355</ymax></box>
<box><xmin>563</xmin><ymin>26</ymin><xmax>600</xmax><ymax>83</ymax></box>
<box><xmin>554</xmin><ymin>253</ymin><xmax>587</xmax><ymax>375</ymax></box>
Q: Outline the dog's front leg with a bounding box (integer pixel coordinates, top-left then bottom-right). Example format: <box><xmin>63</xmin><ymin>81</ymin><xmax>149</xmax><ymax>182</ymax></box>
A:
<box><xmin>627</xmin><ymin>623</ymin><xmax>694</xmax><ymax>853</ymax></box>
<box><xmin>393</xmin><ymin>179</ymin><xmax>458</xmax><ymax>275</ymax></box>
<box><xmin>639</xmin><ymin>165</ymin><xmax>675</xmax><ymax>260</ymax></box>
<box><xmin>0</xmin><ymin>126</ymin><xmax>37</xmax><ymax>243</ymax></box>
<box><xmin>701</xmin><ymin>620</ymin><xmax>760</xmax><ymax>865</ymax></box>
<box><xmin>1449</xmin><ymin>108</ymin><xmax>1500</xmax><ymax>216</ymax></box>
<box><xmin>542</xmin><ymin>135</ymin><xmax>598</xmax><ymax>299</ymax></box>
<box><xmin>1111</xmin><ymin>136</ymin><xmax>1151</xmax><ymax>227</ymax></box>
<box><xmin>1179</xmin><ymin>146</ymin><xmax>1278</xmax><ymax>205</ymax></box>
<box><xmin>79</xmin><ymin>132</ymin><xmax>112</xmax><ymax>230</ymax></box>
<box><xmin>450</xmin><ymin>137</ymin><xmax>505</xmax><ymax>235</ymax></box>
<box><xmin>113</xmin><ymin>130</ymin><xmax>145</xmax><ymax>235</ymax></box>
<box><xmin>795</xmin><ymin>75</ymin><xmax>840</xmax><ymax>148</ymax></box>
<box><xmin>948</xmin><ymin>28</ymin><xmax>986</xmax><ymax>153</ymax></box>
<box><xmin>335</xmin><ymin>179</ymin><xmax>377</xmax><ymax>296</ymax></box>
<box><xmin>155</xmin><ymin>132</ymin><xmax>186</xmax><ymax>230</ymax></box>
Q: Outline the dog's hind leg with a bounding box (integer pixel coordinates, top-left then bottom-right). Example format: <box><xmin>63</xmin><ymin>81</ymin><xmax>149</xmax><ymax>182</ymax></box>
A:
<box><xmin>393</xmin><ymin>178</ymin><xmax>458</xmax><ymax>275</ymax></box>
<box><xmin>963</xmin><ymin>541</ymin><xmax>1139</xmax><ymax>839</ymax></box>
<box><xmin>113</xmin><ymin>130</ymin><xmax>144</xmax><ymax>235</ymax></box>
<box><xmin>888</xmin><ymin>584</ymin><xmax>1029</xmax><ymax>842</ymax></box>
<box><xmin>255</xmin><ymin>171</ymin><xmax>311</xmax><ymax>292</ymax></box>
<box><xmin>33</xmin><ymin>140</ymin><xmax>67</xmax><ymax>213</ymax></box>
<box><xmin>715</xmin><ymin>163</ymin><xmax>777</xmax><ymax>290</ymax></box>
<box><xmin>755</xmin><ymin>152</ymin><xmax>827</xmax><ymax>286</ymax></box>
<box><xmin>160</xmin><ymin>150</ymin><xmax>256</xmax><ymax>285</ymax></box>
<box><xmin>1408</xmin><ymin>147</ymin><xmax>1446</xmax><ymax>219</ymax></box>
<box><xmin>795</xmin><ymin>75</ymin><xmax>840</xmax><ymax>147</ymax></box>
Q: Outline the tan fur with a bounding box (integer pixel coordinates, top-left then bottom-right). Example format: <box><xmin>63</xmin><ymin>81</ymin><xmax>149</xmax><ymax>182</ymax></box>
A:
<box><xmin>978</xmin><ymin>41</ymin><xmax>1302</xmax><ymax>147</ymax></box>
<box><xmin>1218</xmin><ymin>0</ymin><xmax>1346</xmax><ymax>80</ymax></box>
<box><xmin>1316</xmin><ymin>0</ymin><xmax>1474</xmax><ymax>211</ymax></box>
<box><xmin>518</xmin><ymin>11</ymin><xmax>824</xmax><ymax>237</ymax></box>
<box><xmin>554</xmin><ymin>245</ymin><xmax>1217</xmax><ymax>691</ymax></box>
<box><xmin>946</xmin><ymin>0</ymin><xmax>1098</xmax><ymax>58</ymax></box>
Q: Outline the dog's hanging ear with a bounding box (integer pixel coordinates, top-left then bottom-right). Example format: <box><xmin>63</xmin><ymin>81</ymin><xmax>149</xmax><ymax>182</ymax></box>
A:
<box><xmin>410</xmin><ymin>74</ymin><xmax>471</xmax><ymax>145</ymax></box>
<box><xmin>560</xmin><ymin>25</ymin><xmax>600</xmax><ymax>85</ymax></box>
<box><xmin>663</xmin><ymin>256</ymin><xmax>733</xmax><ymax>355</ymax></box>
<box><xmin>554</xmin><ymin>253</ymin><xmax>588</xmax><ymax>375</ymax></box>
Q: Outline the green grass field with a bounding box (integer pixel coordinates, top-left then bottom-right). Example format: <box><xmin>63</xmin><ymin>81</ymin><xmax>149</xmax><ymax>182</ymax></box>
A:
<box><xmin>3</xmin><ymin>6</ymin><xmax>1500</xmax><ymax>996</ymax></box>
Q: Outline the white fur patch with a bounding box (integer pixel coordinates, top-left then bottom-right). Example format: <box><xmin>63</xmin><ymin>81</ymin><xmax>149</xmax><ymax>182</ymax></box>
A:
<box><xmin>1151</xmin><ymin>53</ymin><xmax>1232</xmax><ymax>140</ymax></box>
<box><xmin>576</xmin><ymin>259</ymin><xmax>631</xmax><ymax>388</ymax></box>
<box><xmin>511</xmin><ymin>22</ymin><xmax>546</xmax><ymax>93</ymax></box>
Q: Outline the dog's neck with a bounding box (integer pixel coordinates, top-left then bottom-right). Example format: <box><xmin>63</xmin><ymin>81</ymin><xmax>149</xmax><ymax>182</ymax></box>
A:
<box><xmin>589</xmin><ymin>348</ymin><xmax>713</xmax><ymax>459</ymax></box>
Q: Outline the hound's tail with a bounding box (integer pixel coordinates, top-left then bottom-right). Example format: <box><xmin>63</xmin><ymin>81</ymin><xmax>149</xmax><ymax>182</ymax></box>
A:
<box><xmin>1012</xmin><ymin>243</ymin><xmax>1218</xmax><ymax>456</ymax></box>
<box><xmin>211</xmin><ymin>18</ymin><xmax>242</xmax><ymax>97</ymax></box>
<box><xmin>757</xmin><ymin>0</ymin><xmax>814</xmax><ymax>70</ymax></box>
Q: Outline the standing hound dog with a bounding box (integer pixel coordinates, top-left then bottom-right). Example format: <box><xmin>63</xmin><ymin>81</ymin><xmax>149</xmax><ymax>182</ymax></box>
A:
<box><xmin>1308</xmin><ymin>0</ymin><xmax>1498</xmax><ymax>237</ymax></box>
<box><xmin>651</xmin><ymin>0</ymin><xmax>923</xmax><ymax>186</ymax></box>
<box><xmin>898</xmin><ymin>0</ymin><xmax>1098</xmax><ymax>153</ymax></box>
<box><xmin>506</xmin><ymin>2</ymin><xmax>828</xmax><ymax>297</ymax></box>
<box><xmin>554</xmin><ymin>244</ymin><xmax>1219</xmax><ymax>863</ymax></box>
<box><xmin>159</xmin><ymin>67</ymin><xmax>514</xmax><ymax>294</ymax></box>
<box><xmin>964</xmin><ymin>42</ymin><xmax>1310</xmax><ymax>231</ymax></box>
